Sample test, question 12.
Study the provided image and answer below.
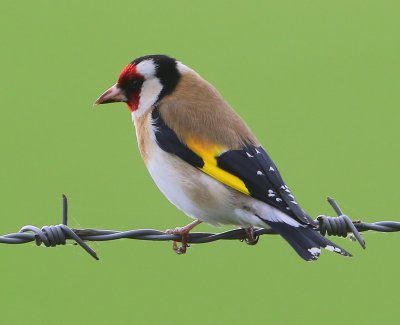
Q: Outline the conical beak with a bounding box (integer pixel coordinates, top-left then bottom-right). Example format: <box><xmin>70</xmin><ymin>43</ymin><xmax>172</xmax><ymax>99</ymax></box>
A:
<box><xmin>94</xmin><ymin>84</ymin><xmax>126</xmax><ymax>105</ymax></box>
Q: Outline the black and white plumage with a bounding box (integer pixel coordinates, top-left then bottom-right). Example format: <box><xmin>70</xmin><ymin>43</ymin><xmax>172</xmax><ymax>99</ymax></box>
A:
<box><xmin>95</xmin><ymin>54</ymin><xmax>351</xmax><ymax>261</ymax></box>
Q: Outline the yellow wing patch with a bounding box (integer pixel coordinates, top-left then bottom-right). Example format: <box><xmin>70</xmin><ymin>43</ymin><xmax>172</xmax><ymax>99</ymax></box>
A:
<box><xmin>185</xmin><ymin>137</ymin><xmax>250</xmax><ymax>196</ymax></box>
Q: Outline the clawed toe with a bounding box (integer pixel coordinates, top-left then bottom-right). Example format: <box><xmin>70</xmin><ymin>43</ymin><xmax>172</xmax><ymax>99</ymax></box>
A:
<box><xmin>172</xmin><ymin>241</ymin><xmax>189</xmax><ymax>254</ymax></box>
<box><xmin>166</xmin><ymin>220</ymin><xmax>202</xmax><ymax>255</ymax></box>
<box><xmin>244</xmin><ymin>227</ymin><xmax>259</xmax><ymax>246</ymax></box>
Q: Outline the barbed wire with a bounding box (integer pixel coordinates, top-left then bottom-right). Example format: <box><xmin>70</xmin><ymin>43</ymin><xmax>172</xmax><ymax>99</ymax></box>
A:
<box><xmin>1</xmin><ymin>195</ymin><xmax>399</xmax><ymax>260</ymax></box>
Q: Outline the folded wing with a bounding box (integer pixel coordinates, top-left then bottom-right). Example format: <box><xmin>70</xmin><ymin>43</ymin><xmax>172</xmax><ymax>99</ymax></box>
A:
<box><xmin>152</xmin><ymin>108</ymin><xmax>314</xmax><ymax>226</ymax></box>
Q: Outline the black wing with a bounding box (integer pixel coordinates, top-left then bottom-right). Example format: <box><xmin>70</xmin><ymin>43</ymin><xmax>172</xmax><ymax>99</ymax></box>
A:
<box><xmin>216</xmin><ymin>145</ymin><xmax>314</xmax><ymax>225</ymax></box>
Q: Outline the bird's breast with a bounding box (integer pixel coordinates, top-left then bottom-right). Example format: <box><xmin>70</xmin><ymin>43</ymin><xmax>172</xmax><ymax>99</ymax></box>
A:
<box><xmin>132</xmin><ymin>111</ymin><xmax>236</xmax><ymax>224</ymax></box>
<box><xmin>132</xmin><ymin>111</ymin><xmax>153</xmax><ymax>164</ymax></box>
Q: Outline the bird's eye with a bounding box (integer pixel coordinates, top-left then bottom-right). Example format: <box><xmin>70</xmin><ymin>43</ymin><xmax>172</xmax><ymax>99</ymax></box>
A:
<box><xmin>122</xmin><ymin>78</ymin><xmax>144</xmax><ymax>94</ymax></box>
<box><xmin>131</xmin><ymin>79</ymin><xmax>140</xmax><ymax>87</ymax></box>
<box><xmin>130</xmin><ymin>79</ymin><xmax>143</xmax><ymax>89</ymax></box>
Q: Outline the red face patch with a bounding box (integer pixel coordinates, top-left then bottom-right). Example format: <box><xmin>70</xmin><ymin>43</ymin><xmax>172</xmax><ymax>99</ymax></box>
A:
<box><xmin>127</xmin><ymin>92</ymin><xmax>140</xmax><ymax>112</ymax></box>
<box><xmin>117</xmin><ymin>64</ymin><xmax>144</xmax><ymax>112</ymax></box>
<box><xmin>118</xmin><ymin>64</ymin><xmax>137</xmax><ymax>84</ymax></box>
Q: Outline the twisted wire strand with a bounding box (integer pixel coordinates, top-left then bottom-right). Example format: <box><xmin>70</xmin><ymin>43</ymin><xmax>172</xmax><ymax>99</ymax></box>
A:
<box><xmin>0</xmin><ymin>195</ymin><xmax>399</xmax><ymax>260</ymax></box>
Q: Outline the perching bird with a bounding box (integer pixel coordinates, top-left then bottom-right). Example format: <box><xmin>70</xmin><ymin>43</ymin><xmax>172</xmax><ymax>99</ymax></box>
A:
<box><xmin>95</xmin><ymin>54</ymin><xmax>351</xmax><ymax>261</ymax></box>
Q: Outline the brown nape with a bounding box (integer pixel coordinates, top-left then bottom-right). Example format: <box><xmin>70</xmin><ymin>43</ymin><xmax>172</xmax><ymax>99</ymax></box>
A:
<box><xmin>157</xmin><ymin>70</ymin><xmax>259</xmax><ymax>149</ymax></box>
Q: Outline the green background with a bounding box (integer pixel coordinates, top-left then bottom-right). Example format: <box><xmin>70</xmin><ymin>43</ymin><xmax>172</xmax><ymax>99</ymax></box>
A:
<box><xmin>0</xmin><ymin>0</ymin><xmax>399</xmax><ymax>324</ymax></box>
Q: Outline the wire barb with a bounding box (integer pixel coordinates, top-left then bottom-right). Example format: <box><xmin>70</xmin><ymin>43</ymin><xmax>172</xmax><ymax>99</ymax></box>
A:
<box><xmin>317</xmin><ymin>197</ymin><xmax>366</xmax><ymax>249</ymax></box>
<box><xmin>0</xmin><ymin>195</ymin><xmax>399</xmax><ymax>260</ymax></box>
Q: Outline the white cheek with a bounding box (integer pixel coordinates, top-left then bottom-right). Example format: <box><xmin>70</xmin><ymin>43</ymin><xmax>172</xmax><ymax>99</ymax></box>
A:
<box><xmin>133</xmin><ymin>78</ymin><xmax>163</xmax><ymax>118</ymax></box>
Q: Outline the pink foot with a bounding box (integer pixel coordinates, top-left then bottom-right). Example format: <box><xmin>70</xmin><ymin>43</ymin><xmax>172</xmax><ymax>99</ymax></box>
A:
<box><xmin>166</xmin><ymin>220</ymin><xmax>202</xmax><ymax>254</ymax></box>
<box><xmin>244</xmin><ymin>227</ymin><xmax>259</xmax><ymax>245</ymax></box>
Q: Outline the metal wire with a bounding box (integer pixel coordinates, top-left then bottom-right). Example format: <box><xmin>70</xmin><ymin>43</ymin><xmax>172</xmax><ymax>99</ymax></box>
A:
<box><xmin>1</xmin><ymin>195</ymin><xmax>399</xmax><ymax>260</ymax></box>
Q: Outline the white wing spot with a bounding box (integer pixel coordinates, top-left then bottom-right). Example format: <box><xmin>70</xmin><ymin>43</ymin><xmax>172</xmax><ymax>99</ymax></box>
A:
<box><xmin>325</xmin><ymin>245</ymin><xmax>335</xmax><ymax>252</ymax></box>
<box><xmin>308</xmin><ymin>247</ymin><xmax>321</xmax><ymax>257</ymax></box>
<box><xmin>269</xmin><ymin>167</ymin><xmax>275</xmax><ymax>172</ymax></box>
<box><xmin>257</xmin><ymin>171</ymin><xmax>264</xmax><ymax>176</ymax></box>
<box><xmin>276</xmin><ymin>198</ymin><xmax>283</xmax><ymax>202</ymax></box>
<box><xmin>255</xmin><ymin>148</ymin><xmax>261</xmax><ymax>154</ymax></box>
<box><xmin>290</xmin><ymin>200</ymin><xmax>298</xmax><ymax>205</ymax></box>
<box><xmin>246</xmin><ymin>152</ymin><xmax>254</xmax><ymax>158</ymax></box>
<box><xmin>268</xmin><ymin>189</ymin><xmax>275</xmax><ymax>197</ymax></box>
<box><xmin>325</xmin><ymin>245</ymin><xmax>342</xmax><ymax>253</ymax></box>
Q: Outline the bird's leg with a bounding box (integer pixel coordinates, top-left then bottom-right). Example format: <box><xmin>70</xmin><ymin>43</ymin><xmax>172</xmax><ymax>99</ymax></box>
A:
<box><xmin>166</xmin><ymin>219</ymin><xmax>202</xmax><ymax>254</ymax></box>
<box><xmin>244</xmin><ymin>227</ymin><xmax>259</xmax><ymax>245</ymax></box>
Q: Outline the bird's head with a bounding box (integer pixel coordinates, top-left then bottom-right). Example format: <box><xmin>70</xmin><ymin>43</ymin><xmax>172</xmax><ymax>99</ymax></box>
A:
<box><xmin>95</xmin><ymin>55</ymin><xmax>182</xmax><ymax>116</ymax></box>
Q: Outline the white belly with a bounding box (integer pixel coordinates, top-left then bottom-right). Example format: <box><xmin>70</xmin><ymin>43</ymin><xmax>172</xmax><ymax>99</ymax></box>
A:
<box><xmin>146</xmin><ymin>145</ymin><xmax>236</xmax><ymax>226</ymax></box>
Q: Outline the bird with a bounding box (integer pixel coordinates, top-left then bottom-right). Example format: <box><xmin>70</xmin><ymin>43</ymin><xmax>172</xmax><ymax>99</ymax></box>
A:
<box><xmin>95</xmin><ymin>54</ymin><xmax>351</xmax><ymax>261</ymax></box>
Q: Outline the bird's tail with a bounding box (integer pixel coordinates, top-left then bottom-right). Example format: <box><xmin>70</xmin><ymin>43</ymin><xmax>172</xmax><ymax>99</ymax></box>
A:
<box><xmin>266</xmin><ymin>221</ymin><xmax>352</xmax><ymax>261</ymax></box>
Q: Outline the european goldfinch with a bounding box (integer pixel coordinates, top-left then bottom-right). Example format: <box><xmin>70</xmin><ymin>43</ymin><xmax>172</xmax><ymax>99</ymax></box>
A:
<box><xmin>95</xmin><ymin>54</ymin><xmax>351</xmax><ymax>261</ymax></box>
